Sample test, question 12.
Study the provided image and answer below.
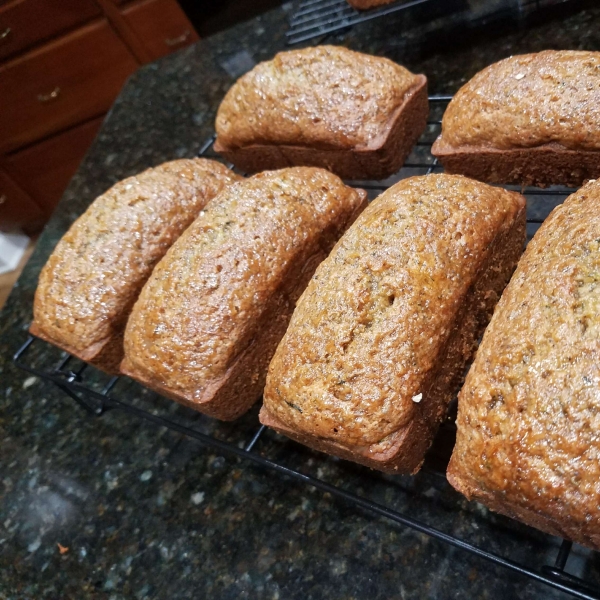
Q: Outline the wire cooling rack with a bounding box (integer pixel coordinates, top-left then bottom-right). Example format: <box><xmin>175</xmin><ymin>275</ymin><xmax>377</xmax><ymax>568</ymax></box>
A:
<box><xmin>14</xmin><ymin>96</ymin><xmax>600</xmax><ymax>600</ymax></box>
<box><xmin>285</xmin><ymin>0</ymin><xmax>582</xmax><ymax>45</ymax></box>
<box><xmin>285</xmin><ymin>0</ymin><xmax>434</xmax><ymax>45</ymax></box>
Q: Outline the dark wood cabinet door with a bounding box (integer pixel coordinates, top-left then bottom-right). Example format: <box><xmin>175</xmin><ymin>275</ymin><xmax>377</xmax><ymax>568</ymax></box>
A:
<box><xmin>122</xmin><ymin>0</ymin><xmax>199</xmax><ymax>62</ymax></box>
<box><xmin>0</xmin><ymin>19</ymin><xmax>138</xmax><ymax>153</ymax></box>
<box><xmin>0</xmin><ymin>0</ymin><xmax>102</xmax><ymax>61</ymax></box>
<box><xmin>4</xmin><ymin>117</ymin><xmax>103</xmax><ymax>218</ymax></box>
<box><xmin>0</xmin><ymin>166</ymin><xmax>44</xmax><ymax>232</ymax></box>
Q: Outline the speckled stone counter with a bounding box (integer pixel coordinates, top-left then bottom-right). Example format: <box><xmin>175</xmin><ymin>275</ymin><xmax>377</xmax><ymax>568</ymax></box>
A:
<box><xmin>2</xmin><ymin>4</ymin><xmax>600</xmax><ymax>599</ymax></box>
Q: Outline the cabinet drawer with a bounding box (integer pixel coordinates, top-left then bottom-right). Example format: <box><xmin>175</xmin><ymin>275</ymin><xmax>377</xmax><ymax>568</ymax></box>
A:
<box><xmin>0</xmin><ymin>19</ymin><xmax>138</xmax><ymax>153</ymax></box>
<box><xmin>0</xmin><ymin>167</ymin><xmax>44</xmax><ymax>233</ymax></box>
<box><xmin>4</xmin><ymin>117</ymin><xmax>103</xmax><ymax>217</ymax></box>
<box><xmin>0</xmin><ymin>0</ymin><xmax>101</xmax><ymax>61</ymax></box>
<box><xmin>122</xmin><ymin>0</ymin><xmax>199</xmax><ymax>62</ymax></box>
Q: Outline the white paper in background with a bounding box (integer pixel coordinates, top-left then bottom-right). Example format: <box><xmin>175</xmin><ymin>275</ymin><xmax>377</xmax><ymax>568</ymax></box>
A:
<box><xmin>0</xmin><ymin>231</ymin><xmax>30</xmax><ymax>276</ymax></box>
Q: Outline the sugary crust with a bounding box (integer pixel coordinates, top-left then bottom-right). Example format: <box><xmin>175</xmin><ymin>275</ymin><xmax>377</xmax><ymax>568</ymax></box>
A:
<box><xmin>448</xmin><ymin>180</ymin><xmax>600</xmax><ymax>550</ymax></box>
<box><xmin>432</xmin><ymin>50</ymin><xmax>600</xmax><ymax>186</ymax></box>
<box><xmin>121</xmin><ymin>168</ymin><xmax>368</xmax><ymax>421</ymax></box>
<box><xmin>216</xmin><ymin>46</ymin><xmax>421</xmax><ymax>150</ymax></box>
<box><xmin>439</xmin><ymin>51</ymin><xmax>600</xmax><ymax>151</ymax></box>
<box><xmin>262</xmin><ymin>174</ymin><xmax>526</xmax><ymax>473</ymax></box>
<box><xmin>215</xmin><ymin>76</ymin><xmax>428</xmax><ymax>180</ymax></box>
<box><xmin>31</xmin><ymin>158</ymin><xmax>239</xmax><ymax>373</ymax></box>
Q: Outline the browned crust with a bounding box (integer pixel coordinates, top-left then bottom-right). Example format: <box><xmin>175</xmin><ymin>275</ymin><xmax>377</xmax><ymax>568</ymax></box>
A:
<box><xmin>214</xmin><ymin>76</ymin><xmax>428</xmax><ymax>180</ymax></box>
<box><xmin>431</xmin><ymin>138</ymin><xmax>600</xmax><ymax>187</ymax></box>
<box><xmin>445</xmin><ymin>466</ymin><xmax>600</xmax><ymax>548</ymax></box>
<box><xmin>120</xmin><ymin>191</ymin><xmax>369</xmax><ymax>421</ymax></box>
<box><xmin>260</xmin><ymin>202</ymin><xmax>526</xmax><ymax>473</ymax></box>
<box><xmin>29</xmin><ymin>322</ymin><xmax>123</xmax><ymax>375</ymax></box>
<box><xmin>346</xmin><ymin>0</ymin><xmax>397</xmax><ymax>8</ymax></box>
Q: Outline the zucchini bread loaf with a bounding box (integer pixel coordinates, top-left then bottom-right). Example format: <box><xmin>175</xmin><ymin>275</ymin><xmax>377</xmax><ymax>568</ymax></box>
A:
<box><xmin>432</xmin><ymin>50</ymin><xmax>600</xmax><ymax>187</ymax></box>
<box><xmin>347</xmin><ymin>0</ymin><xmax>397</xmax><ymax>8</ymax></box>
<box><xmin>31</xmin><ymin>158</ymin><xmax>240</xmax><ymax>373</ymax></box>
<box><xmin>448</xmin><ymin>180</ymin><xmax>600</xmax><ymax>550</ymax></box>
<box><xmin>261</xmin><ymin>174</ymin><xmax>526</xmax><ymax>473</ymax></box>
<box><xmin>214</xmin><ymin>46</ymin><xmax>428</xmax><ymax>180</ymax></box>
<box><xmin>121</xmin><ymin>167</ymin><xmax>368</xmax><ymax>421</ymax></box>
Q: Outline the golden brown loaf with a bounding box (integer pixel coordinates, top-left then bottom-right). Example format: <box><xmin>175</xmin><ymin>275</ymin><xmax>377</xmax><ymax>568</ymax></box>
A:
<box><xmin>31</xmin><ymin>158</ymin><xmax>240</xmax><ymax>373</ymax></box>
<box><xmin>448</xmin><ymin>180</ymin><xmax>600</xmax><ymax>550</ymax></box>
<box><xmin>347</xmin><ymin>0</ymin><xmax>396</xmax><ymax>8</ymax></box>
<box><xmin>432</xmin><ymin>50</ymin><xmax>600</xmax><ymax>186</ymax></box>
<box><xmin>214</xmin><ymin>46</ymin><xmax>428</xmax><ymax>180</ymax></box>
<box><xmin>121</xmin><ymin>167</ymin><xmax>368</xmax><ymax>421</ymax></box>
<box><xmin>261</xmin><ymin>174</ymin><xmax>526</xmax><ymax>473</ymax></box>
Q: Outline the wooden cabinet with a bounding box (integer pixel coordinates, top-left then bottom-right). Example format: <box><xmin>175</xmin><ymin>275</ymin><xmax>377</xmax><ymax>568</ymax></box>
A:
<box><xmin>0</xmin><ymin>0</ymin><xmax>101</xmax><ymax>61</ymax></box>
<box><xmin>4</xmin><ymin>117</ymin><xmax>103</xmax><ymax>217</ymax></box>
<box><xmin>122</xmin><ymin>0</ymin><xmax>199</xmax><ymax>62</ymax></box>
<box><xmin>0</xmin><ymin>20</ymin><xmax>137</xmax><ymax>153</ymax></box>
<box><xmin>0</xmin><ymin>167</ymin><xmax>45</xmax><ymax>233</ymax></box>
<box><xmin>0</xmin><ymin>0</ymin><xmax>199</xmax><ymax>232</ymax></box>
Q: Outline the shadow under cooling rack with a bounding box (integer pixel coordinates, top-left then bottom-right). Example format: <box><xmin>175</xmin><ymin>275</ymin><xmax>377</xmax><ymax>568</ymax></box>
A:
<box><xmin>14</xmin><ymin>95</ymin><xmax>599</xmax><ymax>600</ymax></box>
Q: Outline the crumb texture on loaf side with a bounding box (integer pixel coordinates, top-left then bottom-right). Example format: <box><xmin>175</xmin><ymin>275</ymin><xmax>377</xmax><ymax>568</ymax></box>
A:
<box><xmin>437</xmin><ymin>50</ymin><xmax>600</xmax><ymax>152</ymax></box>
<box><xmin>263</xmin><ymin>174</ymin><xmax>525</xmax><ymax>449</ymax></box>
<box><xmin>122</xmin><ymin>167</ymin><xmax>367</xmax><ymax>405</ymax></box>
<box><xmin>215</xmin><ymin>45</ymin><xmax>419</xmax><ymax>151</ymax></box>
<box><xmin>33</xmin><ymin>158</ymin><xmax>240</xmax><ymax>354</ymax></box>
<box><xmin>448</xmin><ymin>180</ymin><xmax>600</xmax><ymax>550</ymax></box>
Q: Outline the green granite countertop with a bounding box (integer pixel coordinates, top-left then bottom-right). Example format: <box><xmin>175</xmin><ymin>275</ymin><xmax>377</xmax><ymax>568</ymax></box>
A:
<box><xmin>1</xmin><ymin>2</ymin><xmax>600</xmax><ymax>598</ymax></box>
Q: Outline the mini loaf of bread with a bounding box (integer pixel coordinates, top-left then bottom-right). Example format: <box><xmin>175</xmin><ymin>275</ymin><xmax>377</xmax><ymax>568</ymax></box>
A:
<box><xmin>432</xmin><ymin>50</ymin><xmax>600</xmax><ymax>187</ymax></box>
<box><xmin>448</xmin><ymin>180</ymin><xmax>600</xmax><ymax>550</ymax></box>
<box><xmin>214</xmin><ymin>46</ymin><xmax>428</xmax><ymax>180</ymax></box>
<box><xmin>260</xmin><ymin>174</ymin><xmax>526</xmax><ymax>474</ymax></box>
<box><xmin>347</xmin><ymin>0</ymin><xmax>396</xmax><ymax>8</ymax></box>
<box><xmin>121</xmin><ymin>167</ymin><xmax>368</xmax><ymax>421</ymax></box>
<box><xmin>31</xmin><ymin>159</ymin><xmax>240</xmax><ymax>374</ymax></box>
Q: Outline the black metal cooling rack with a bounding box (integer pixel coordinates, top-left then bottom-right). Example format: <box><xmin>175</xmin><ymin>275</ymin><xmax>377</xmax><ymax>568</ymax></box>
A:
<box><xmin>14</xmin><ymin>95</ymin><xmax>599</xmax><ymax>600</ymax></box>
<box><xmin>285</xmin><ymin>0</ymin><xmax>582</xmax><ymax>45</ymax></box>
<box><xmin>285</xmin><ymin>0</ymin><xmax>434</xmax><ymax>45</ymax></box>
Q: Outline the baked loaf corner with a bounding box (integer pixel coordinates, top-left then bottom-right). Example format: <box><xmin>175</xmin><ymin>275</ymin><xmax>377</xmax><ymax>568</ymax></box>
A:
<box><xmin>432</xmin><ymin>50</ymin><xmax>600</xmax><ymax>187</ymax></box>
<box><xmin>448</xmin><ymin>179</ymin><xmax>600</xmax><ymax>550</ymax></box>
<box><xmin>214</xmin><ymin>46</ymin><xmax>428</xmax><ymax>180</ymax></box>
<box><xmin>261</xmin><ymin>174</ymin><xmax>526</xmax><ymax>473</ymax></box>
<box><xmin>31</xmin><ymin>158</ymin><xmax>240</xmax><ymax>374</ymax></box>
<box><xmin>121</xmin><ymin>167</ymin><xmax>368</xmax><ymax>421</ymax></box>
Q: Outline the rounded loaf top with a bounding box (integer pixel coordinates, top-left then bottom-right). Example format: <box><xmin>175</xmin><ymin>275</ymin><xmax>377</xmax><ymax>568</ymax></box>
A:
<box><xmin>33</xmin><ymin>158</ymin><xmax>239</xmax><ymax>353</ymax></box>
<box><xmin>449</xmin><ymin>179</ymin><xmax>600</xmax><ymax>548</ymax></box>
<box><xmin>122</xmin><ymin>167</ymin><xmax>367</xmax><ymax>399</ymax></box>
<box><xmin>264</xmin><ymin>174</ymin><xmax>525</xmax><ymax>448</ymax></box>
<box><xmin>215</xmin><ymin>45</ymin><xmax>420</xmax><ymax>151</ymax></box>
<box><xmin>440</xmin><ymin>50</ymin><xmax>600</xmax><ymax>151</ymax></box>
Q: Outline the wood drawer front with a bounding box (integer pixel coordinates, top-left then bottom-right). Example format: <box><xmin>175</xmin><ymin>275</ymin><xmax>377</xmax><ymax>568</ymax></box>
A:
<box><xmin>0</xmin><ymin>0</ymin><xmax>102</xmax><ymax>61</ymax></box>
<box><xmin>122</xmin><ymin>0</ymin><xmax>199</xmax><ymax>62</ymax></box>
<box><xmin>4</xmin><ymin>117</ymin><xmax>103</xmax><ymax>217</ymax></box>
<box><xmin>0</xmin><ymin>19</ymin><xmax>138</xmax><ymax>154</ymax></box>
<box><xmin>0</xmin><ymin>167</ymin><xmax>44</xmax><ymax>233</ymax></box>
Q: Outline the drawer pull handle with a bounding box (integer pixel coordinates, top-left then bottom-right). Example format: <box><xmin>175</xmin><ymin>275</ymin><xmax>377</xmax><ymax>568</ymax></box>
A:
<box><xmin>165</xmin><ymin>30</ymin><xmax>190</xmax><ymax>47</ymax></box>
<box><xmin>37</xmin><ymin>87</ymin><xmax>61</xmax><ymax>103</ymax></box>
<box><xmin>0</xmin><ymin>27</ymin><xmax>10</xmax><ymax>42</ymax></box>
<box><xmin>0</xmin><ymin>194</ymin><xmax>6</xmax><ymax>205</ymax></box>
